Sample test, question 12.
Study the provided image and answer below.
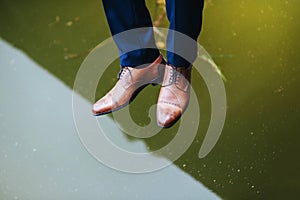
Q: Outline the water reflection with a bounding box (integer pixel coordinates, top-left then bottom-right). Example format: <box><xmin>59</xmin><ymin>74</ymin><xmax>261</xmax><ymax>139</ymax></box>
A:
<box><xmin>0</xmin><ymin>39</ymin><xmax>221</xmax><ymax>199</ymax></box>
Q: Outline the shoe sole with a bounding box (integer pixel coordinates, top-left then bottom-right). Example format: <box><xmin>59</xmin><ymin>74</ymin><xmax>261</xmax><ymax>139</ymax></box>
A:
<box><xmin>157</xmin><ymin>113</ymin><xmax>182</xmax><ymax>129</ymax></box>
<box><xmin>93</xmin><ymin>83</ymin><xmax>157</xmax><ymax>116</ymax></box>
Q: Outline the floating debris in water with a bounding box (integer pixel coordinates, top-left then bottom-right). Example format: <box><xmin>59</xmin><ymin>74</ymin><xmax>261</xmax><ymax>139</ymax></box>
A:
<box><xmin>66</xmin><ymin>17</ymin><xmax>80</xmax><ymax>27</ymax></box>
<box><xmin>199</xmin><ymin>52</ymin><xmax>227</xmax><ymax>82</ymax></box>
<box><xmin>156</xmin><ymin>41</ymin><xmax>165</xmax><ymax>49</ymax></box>
<box><xmin>273</xmin><ymin>85</ymin><xmax>284</xmax><ymax>95</ymax></box>
<box><xmin>64</xmin><ymin>48</ymin><xmax>92</xmax><ymax>60</ymax></box>
<box><xmin>66</xmin><ymin>21</ymin><xmax>73</xmax><ymax>27</ymax></box>
<box><xmin>48</xmin><ymin>16</ymin><xmax>61</xmax><ymax>26</ymax></box>
<box><xmin>156</xmin><ymin>0</ymin><xmax>165</xmax><ymax>5</ymax></box>
<box><xmin>55</xmin><ymin>16</ymin><xmax>60</xmax><ymax>22</ymax></box>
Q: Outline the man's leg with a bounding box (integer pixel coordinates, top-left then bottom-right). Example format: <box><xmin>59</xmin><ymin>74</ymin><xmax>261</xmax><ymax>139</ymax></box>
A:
<box><xmin>102</xmin><ymin>0</ymin><xmax>160</xmax><ymax>67</ymax></box>
<box><xmin>157</xmin><ymin>0</ymin><xmax>204</xmax><ymax>128</ymax></box>
<box><xmin>166</xmin><ymin>0</ymin><xmax>204</xmax><ymax>68</ymax></box>
<box><xmin>93</xmin><ymin>0</ymin><xmax>165</xmax><ymax>115</ymax></box>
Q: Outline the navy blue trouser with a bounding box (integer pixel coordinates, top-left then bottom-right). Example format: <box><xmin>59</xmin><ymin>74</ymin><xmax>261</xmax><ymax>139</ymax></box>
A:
<box><xmin>102</xmin><ymin>0</ymin><xmax>204</xmax><ymax>68</ymax></box>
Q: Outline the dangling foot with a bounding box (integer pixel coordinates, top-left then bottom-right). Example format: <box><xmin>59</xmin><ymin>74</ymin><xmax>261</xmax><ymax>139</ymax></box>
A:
<box><xmin>92</xmin><ymin>55</ymin><xmax>165</xmax><ymax>116</ymax></box>
<box><xmin>157</xmin><ymin>64</ymin><xmax>191</xmax><ymax>128</ymax></box>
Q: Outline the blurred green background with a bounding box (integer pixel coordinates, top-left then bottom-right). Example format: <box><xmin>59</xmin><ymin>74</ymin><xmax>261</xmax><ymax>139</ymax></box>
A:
<box><xmin>1</xmin><ymin>0</ymin><xmax>299</xmax><ymax>199</ymax></box>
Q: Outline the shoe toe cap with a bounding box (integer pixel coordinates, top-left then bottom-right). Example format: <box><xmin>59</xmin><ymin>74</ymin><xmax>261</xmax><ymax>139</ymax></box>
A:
<box><xmin>92</xmin><ymin>99</ymin><xmax>113</xmax><ymax>115</ymax></box>
<box><xmin>157</xmin><ymin>104</ymin><xmax>182</xmax><ymax>128</ymax></box>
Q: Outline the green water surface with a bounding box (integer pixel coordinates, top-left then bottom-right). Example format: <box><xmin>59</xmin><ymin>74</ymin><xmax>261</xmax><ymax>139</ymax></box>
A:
<box><xmin>1</xmin><ymin>0</ymin><xmax>299</xmax><ymax>199</ymax></box>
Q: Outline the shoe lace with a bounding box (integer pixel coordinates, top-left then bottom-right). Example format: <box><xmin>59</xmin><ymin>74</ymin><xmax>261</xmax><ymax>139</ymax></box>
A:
<box><xmin>168</xmin><ymin>67</ymin><xmax>181</xmax><ymax>84</ymax></box>
<box><xmin>117</xmin><ymin>67</ymin><xmax>129</xmax><ymax>80</ymax></box>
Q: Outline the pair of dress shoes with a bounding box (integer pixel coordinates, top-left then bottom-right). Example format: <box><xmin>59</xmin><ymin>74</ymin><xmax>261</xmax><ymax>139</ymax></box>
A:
<box><xmin>92</xmin><ymin>55</ymin><xmax>191</xmax><ymax>128</ymax></box>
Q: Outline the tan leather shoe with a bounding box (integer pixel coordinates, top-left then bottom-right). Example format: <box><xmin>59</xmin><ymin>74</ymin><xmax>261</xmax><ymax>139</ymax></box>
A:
<box><xmin>92</xmin><ymin>55</ymin><xmax>165</xmax><ymax>116</ymax></box>
<box><xmin>157</xmin><ymin>64</ymin><xmax>192</xmax><ymax>128</ymax></box>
